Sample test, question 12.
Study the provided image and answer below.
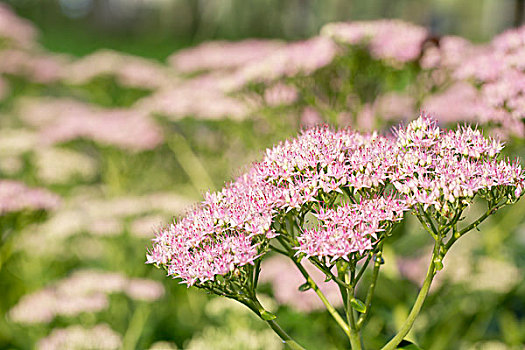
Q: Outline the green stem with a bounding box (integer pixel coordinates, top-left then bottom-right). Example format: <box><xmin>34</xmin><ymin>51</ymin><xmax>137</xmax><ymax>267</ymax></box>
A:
<box><xmin>265</xmin><ymin>319</ymin><xmax>306</xmax><ymax>350</ymax></box>
<box><xmin>421</xmin><ymin>205</ymin><xmax>439</xmax><ymax>236</ymax></box>
<box><xmin>381</xmin><ymin>245</ymin><xmax>439</xmax><ymax>350</ymax></box>
<box><xmin>272</xmin><ymin>236</ymin><xmax>351</xmax><ymax>342</ymax></box>
<box><xmin>344</xmin><ymin>271</ymin><xmax>363</xmax><ymax>350</ymax></box>
<box><xmin>291</xmin><ymin>258</ymin><xmax>351</xmax><ymax>337</ymax></box>
<box><xmin>122</xmin><ymin>303</ymin><xmax>150</xmax><ymax>350</ymax></box>
<box><xmin>414</xmin><ymin>210</ymin><xmax>438</xmax><ymax>241</ymax></box>
<box><xmin>309</xmin><ymin>256</ymin><xmax>350</xmax><ymax>289</ymax></box>
<box><xmin>353</xmin><ymin>253</ymin><xmax>372</xmax><ymax>286</ymax></box>
<box><xmin>357</xmin><ymin>248</ymin><xmax>382</xmax><ymax>330</ymax></box>
<box><xmin>248</xmin><ymin>298</ymin><xmax>305</xmax><ymax>350</ymax></box>
<box><xmin>445</xmin><ymin>201</ymin><xmax>506</xmax><ymax>251</ymax></box>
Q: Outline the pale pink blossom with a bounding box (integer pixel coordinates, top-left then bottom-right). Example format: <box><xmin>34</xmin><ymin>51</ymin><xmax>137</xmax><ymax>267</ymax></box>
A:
<box><xmin>0</xmin><ymin>3</ymin><xmax>38</xmax><ymax>48</ymax></box>
<box><xmin>322</xmin><ymin>20</ymin><xmax>428</xmax><ymax>64</ymax></box>
<box><xmin>423</xmin><ymin>82</ymin><xmax>482</xmax><ymax>123</ymax></box>
<box><xmin>168</xmin><ymin>39</ymin><xmax>283</xmax><ymax>73</ymax></box>
<box><xmin>0</xmin><ymin>180</ymin><xmax>60</xmax><ymax>214</ymax></box>
<box><xmin>230</xmin><ymin>36</ymin><xmax>337</xmax><ymax>85</ymax></box>
<box><xmin>64</xmin><ymin>49</ymin><xmax>175</xmax><ymax>89</ymax></box>
<box><xmin>125</xmin><ymin>278</ymin><xmax>165</xmax><ymax>301</ymax></box>
<box><xmin>373</xmin><ymin>92</ymin><xmax>415</xmax><ymax>121</ymax></box>
<box><xmin>264</xmin><ymin>83</ymin><xmax>299</xmax><ymax>107</ymax></box>
<box><xmin>35</xmin><ymin>104</ymin><xmax>163</xmax><ymax>151</ymax></box>
<box><xmin>0</xmin><ymin>49</ymin><xmax>69</xmax><ymax>83</ymax></box>
<box><xmin>300</xmin><ymin>107</ymin><xmax>322</xmax><ymax>128</ymax></box>
<box><xmin>37</xmin><ymin>324</ymin><xmax>122</xmax><ymax>350</ymax></box>
<box><xmin>136</xmin><ymin>84</ymin><xmax>250</xmax><ymax>121</ymax></box>
<box><xmin>10</xmin><ymin>270</ymin><xmax>164</xmax><ymax>324</ymax></box>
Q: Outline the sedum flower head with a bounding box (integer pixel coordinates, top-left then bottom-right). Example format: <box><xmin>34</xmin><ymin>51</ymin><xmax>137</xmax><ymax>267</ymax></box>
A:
<box><xmin>148</xmin><ymin>115</ymin><xmax>524</xmax><ymax>287</ymax></box>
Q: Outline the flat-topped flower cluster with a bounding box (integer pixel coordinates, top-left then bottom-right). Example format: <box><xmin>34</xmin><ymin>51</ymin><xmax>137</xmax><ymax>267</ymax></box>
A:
<box><xmin>147</xmin><ymin>115</ymin><xmax>524</xmax><ymax>286</ymax></box>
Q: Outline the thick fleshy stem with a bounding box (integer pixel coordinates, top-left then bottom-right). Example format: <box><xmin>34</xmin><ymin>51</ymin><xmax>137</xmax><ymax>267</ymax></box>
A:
<box><xmin>381</xmin><ymin>242</ymin><xmax>439</xmax><ymax>350</ymax></box>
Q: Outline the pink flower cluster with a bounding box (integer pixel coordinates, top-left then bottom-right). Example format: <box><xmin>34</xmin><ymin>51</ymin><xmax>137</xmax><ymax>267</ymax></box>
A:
<box><xmin>0</xmin><ymin>180</ymin><xmax>60</xmax><ymax>214</ymax></box>
<box><xmin>321</xmin><ymin>20</ymin><xmax>428</xmax><ymax>64</ymax></box>
<box><xmin>148</xmin><ymin>115</ymin><xmax>524</xmax><ymax>286</ymax></box>
<box><xmin>299</xmin><ymin>197</ymin><xmax>406</xmax><ymax>260</ymax></box>
<box><xmin>393</xmin><ymin>117</ymin><xmax>520</xmax><ymax>211</ymax></box>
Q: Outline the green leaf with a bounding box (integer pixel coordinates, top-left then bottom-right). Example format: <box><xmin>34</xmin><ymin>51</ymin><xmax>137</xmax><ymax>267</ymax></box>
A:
<box><xmin>260</xmin><ymin>310</ymin><xmax>277</xmax><ymax>320</ymax></box>
<box><xmin>298</xmin><ymin>282</ymin><xmax>311</xmax><ymax>292</ymax></box>
<box><xmin>396</xmin><ymin>339</ymin><xmax>423</xmax><ymax>350</ymax></box>
<box><xmin>350</xmin><ymin>297</ymin><xmax>367</xmax><ymax>313</ymax></box>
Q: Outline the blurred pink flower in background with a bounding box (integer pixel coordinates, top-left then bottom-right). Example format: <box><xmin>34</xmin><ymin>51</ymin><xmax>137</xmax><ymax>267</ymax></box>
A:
<box><xmin>64</xmin><ymin>49</ymin><xmax>176</xmax><ymax>89</ymax></box>
<box><xmin>136</xmin><ymin>84</ymin><xmax>250</xmax><ymax>121</ymax></box>
<box><xmin>15</xmin><ymin>97</ymin><xmax>92</xmax><ymax>128</ymax></box>
<box><xmin>420</xmin><ymin>36</ymin><xmax>474</xmax><ymax>70</ymax></box>
<box><xmin>260</xmin><ymin>255</ymin><xmax>342</xmax><ymax>312</ymax></box>
<box><xmin>9</xmin><ymin>289</ymin><xmax>108</xmax><ymax>324</ymax></box>
<box><xmin>419</xmin><ymin>24</ymin><xmax>525</xmax><ymax>138</ymax></box>
<box><xmin>0</xmin><ymin>49</ymin><xmax>70</xmax><ymax>83</ymax></box>
<box><xmin>300</xmin><ymin>107</ymin><xmax>322</xmax><ymax>128</ymax></box>
<box><xmin>423</xmin><ymin>82</ymin><xmax>481</xmax><ymax>123</ymax></box>
<box><xmin>35</xmin><ymin>104</ymin><xmax>164</xmax><ymax>151</ymax></box>
<box><xmin>130</xmin><ymin>214</ymin><xmax>167</xmax><ymax>239</ymax></box>
<box><xmin>322</xmin><ymin>20</ymin><xmax>428</xmax><ymax>64</ymax></box>
<box><xmin>17</xmin><ymin>97</ymin><xmax>165</xmax><ymax>151</ymax></box>
<box><xmin>373</xmin><ymin>92</ymin><xmax>415</xmax><ymax>121</ymax></box>
<box><xmin>168</xmin><ymin>39</ymin><xmax>284</xmax><ymax>73</ymax></box>
<box><xmin>230</xmin><ymin>36</ymin><xmax>337</xmax><ymax>85</ymax></box>
<box><xmin>0</xmin><ymin>180</ymin><xmax>60</xmax><ymax>214</ymax></box>
<box><xmin>37</xmin><ymin>324</ymin><xmax>122</xmax><ymax>350</ymax></box>
<box><xmin>9</xmin><ymin>270</ymin><xmax>164</xmax><ymax>324</ymax></box>
<box><xmin>16</xmin><ymin>191</ymin><xmax>194</xmax><ymax>257</ymax></box>
<box><xmin>125</xmin><ymin>278</ymin><xmax>165</xmax><ymax>301</ymax></box>
<box><xmin>264</xmin><ymin>83</ymin><xmax>299</xmax><ymax>107</ymax></box>
<box><xmin>356</xmin><ymin>103</ymin><xmax>375</xmax><ymax>131</ymax></box>
<box><xmin>0</xmin><ymin>3</ymin><xmax>38</xmax><ymax>48</ymax></box>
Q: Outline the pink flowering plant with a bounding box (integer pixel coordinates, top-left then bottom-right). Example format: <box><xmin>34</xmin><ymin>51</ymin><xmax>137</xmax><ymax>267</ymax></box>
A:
<box><xmin>148</xmin><ymin>115</ymin><xmax>523</xmax><ymax>349</ymax></box>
